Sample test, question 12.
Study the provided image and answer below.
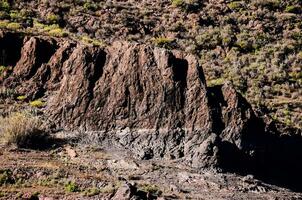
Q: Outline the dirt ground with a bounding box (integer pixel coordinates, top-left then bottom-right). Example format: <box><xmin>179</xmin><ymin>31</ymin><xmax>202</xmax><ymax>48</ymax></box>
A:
<box><xmin>0</xmin><ymin>134</ymin><xmax>301</xmax><ymax>200</ymax></box>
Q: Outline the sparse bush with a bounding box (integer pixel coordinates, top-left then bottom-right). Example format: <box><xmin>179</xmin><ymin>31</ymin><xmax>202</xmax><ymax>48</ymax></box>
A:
<box><xmin>46</xmin><ymin>13</ymin><xmax>60</xmax><ymax>24</ymax></box>
<box><xmin>42</xmin><ymin>24</ymin><xmax>68</xmax><ymax>37</ymax></box>
<box><xmin>0</xmin><ymin>87</ymin><xmax>16</xmax><ymax>99</ymax></box>
<box><xmin>285</xmin><ymin>5</ymin><xmax>301</xmax><ymax>14</ymax></box>
<box><xmin>172</xmin><ymin>0</ymin><xmax>184</xmax><ymax>7</ymax></box>
<box><xmin>29</xmin><ymin>100</ymin><xmax>45</xmax><ymax>107</ymax></box>
<box><xmin>207</xmin><ymin>78</ymin><xmax>225</xmax><ymax>87</ymax></box>
<box><xmin>153</xmin><ymin>37</ymin><xmax>175</xmax><ymax>49</ymax></box>
<box><xmin>139</xmin><ymin>184</ymin><xmax>162</xmax><ymax>196</ymax></box>
<box><xmin>0</xmin><ymin>169</ymin><xmax>14</xmax><ymax>186</ymax></box>
<box><xmin>48</xmin><ymin>28</ymin><xmax>68</xmax><ymax>37</ymax></box>
<box><xmin>6</xmin><ymin>22</ymin><xmax>21</xmax><ymax>30</ymax></box>
<box><xmin>253</xmin><ymin>0</ymin><xmax>280</xmax><ymax>9</ymax></box>
<box><xmin>0</xmin><ymin>11</ymin><xmax>8</xmax><ymax>19</ymax></box>
<box><xmin>16</xmin><ymin>95</ymin><xmax>26</xmax><ymax>101</ymax></box>
<box><xmin>83</xmin><ymin>1</ymin><xmax>98</xmax><ymax>11</ymax></box>
<box><xmin>0</xmin><ymin>65</ymin><xmax>6</xmax><ymax>75</ymax></box>
<box><xmin>81</xmin><ymin>36</ymin><xmax>104</xmax><ymax>46</ymax></box>
<box><xmin>9</xmin><ymin>10</ymin><xmax>23</xmax><ymax>21</ymax></box>
<box><xmin>0</xmin><ymin>0</ymin><xmax>10</xmax><ymax>12</ymax></box>
<box><xmin>0</xmin><ymin>112</ymin><xmax>48</xmax><ymax>149</ymax></box>
<box><xmin>0</xmin><ymin>20</ymin><xmax>8</xmax><ymax>28</ymax></box>
<box><xmin>196</xmin><ymin>28</ymin><xmax>222</xmax><ymax>49</ymax></box>
<box><xmin>171</xmin><ymin>0</ymin><xmax>201</xmax><ymax>12</ymax></box>
<box><xmin>65</xmin><ymin>181</ymin><xmax>79</xmax><ymax>192</ymax></box>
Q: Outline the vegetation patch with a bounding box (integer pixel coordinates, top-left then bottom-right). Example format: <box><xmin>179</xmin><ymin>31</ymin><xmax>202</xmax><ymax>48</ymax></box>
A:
<box><xmin>139</xmin><ymin>183</ymin><xmax>162</xmax><ymax>196</ymax></box>
<box><xmin>65</xmin><ymin>181</ymin><xmax>79</xmax><ymax>192</ymax></box>
<box><xmin>0</xmin><ymin>169</ymin><xmax>14</xmax><ymax>186</ymax></box>
<box><xmin>207</xmin><ymin>78</ymin><xmax>225</xmax><ymax>87</ymax></box>
<box><xmin>6</xmin><ymin>22</ymin><xmax>21</xmax><ymax>30</ymax></box>
<box><xmin>81</xmin><ymin>36</ymin><xmax>104</xmax><ymax>46</ymax></box>
<box><xmin>29</xmin><ymin>100</ymin><xmax>45</xmax><ymax>108</ymax></box>
<box><xmin>153</xmin><ymin>37</ymin><xmax>175</xmax><ymax>49</ymax></box>
<box><xmin>0</xmin><ymin>112</ymin><xmax>48</xmax><ymax>149</ymax></box>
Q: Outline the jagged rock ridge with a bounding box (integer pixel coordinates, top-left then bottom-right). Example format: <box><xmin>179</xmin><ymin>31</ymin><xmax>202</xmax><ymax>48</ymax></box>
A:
<box><xmin>3</xmin><ymin>31</ymin><xmax>302</xmax><ymax>191</ymax></box>
<box><xmin>0</xmin><ymin>31</ymin><xmax>264</xmax><ymax>168</ymax></box>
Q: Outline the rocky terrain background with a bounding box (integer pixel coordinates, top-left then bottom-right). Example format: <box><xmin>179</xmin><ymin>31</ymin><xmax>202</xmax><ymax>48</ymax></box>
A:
<box><xmin>0</xmin><ymin>0</ymin><xmax>301</xmax><ymax>131</ymax></box>
<box><xmin>0</xmin><ymin>30</ymin><xmax>302</xmax><ymax>199</ymax></box>
<box><xmin>0</xmin><ymin>0</ymin><xmax>302</xmax><ymax>199</ymax></box>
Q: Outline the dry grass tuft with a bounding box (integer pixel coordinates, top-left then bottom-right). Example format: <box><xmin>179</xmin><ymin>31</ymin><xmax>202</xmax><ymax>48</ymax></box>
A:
<box><xmin>0</xmin><ymin>112</ymin><xmax>49</xmax><ymax>149</ymax></box>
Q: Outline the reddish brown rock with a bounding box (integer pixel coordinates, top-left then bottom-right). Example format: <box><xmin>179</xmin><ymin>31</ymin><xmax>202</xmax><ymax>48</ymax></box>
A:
<box><xmin>0</xmin><ymin>31</ymin><xmax>265</xmax><ymax>168</ymax></box>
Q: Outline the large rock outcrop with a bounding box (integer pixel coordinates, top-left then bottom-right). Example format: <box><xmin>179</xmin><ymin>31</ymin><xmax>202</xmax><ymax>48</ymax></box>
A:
<box><xmin>0</xmin><ymin>31</ymin><xmax>270</xmax><ymax>169</ymax></box>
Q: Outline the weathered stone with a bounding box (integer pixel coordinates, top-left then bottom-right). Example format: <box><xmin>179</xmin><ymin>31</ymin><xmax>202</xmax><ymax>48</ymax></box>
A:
<box><xmin>0</xmin><ymin>31</ymin><xmax>268</xmax><ymax>169</ymax></box>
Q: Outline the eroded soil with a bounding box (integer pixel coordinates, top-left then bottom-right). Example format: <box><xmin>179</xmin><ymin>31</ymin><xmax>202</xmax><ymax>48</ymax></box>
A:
<box><xmin>0</xmin><ymin>135</ymin><xmax>301</xmax><ymax>200</ymax></box>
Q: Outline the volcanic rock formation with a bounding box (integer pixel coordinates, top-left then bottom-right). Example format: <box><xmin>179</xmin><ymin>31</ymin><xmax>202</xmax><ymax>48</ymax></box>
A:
<box><xmin>2</xmin><ymin>31</ymin><xmax>302</xmax><ymax>191</ymax></box>
<box><xmin>0</xmin><ymin>31</ymin><xmax>258</xmax><ymax>164</ymax></box>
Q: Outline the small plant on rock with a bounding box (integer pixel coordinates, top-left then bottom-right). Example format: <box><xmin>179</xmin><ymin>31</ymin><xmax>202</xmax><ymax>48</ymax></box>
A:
<box><xmin>29</xmin><ymin>100</ymin><xmax>45</xmax><ymax>108</ymax></box>
<box><xmin>65</xmin><ymin>181</ymin><xmax>79</xmax><ymax>192</ymax></box>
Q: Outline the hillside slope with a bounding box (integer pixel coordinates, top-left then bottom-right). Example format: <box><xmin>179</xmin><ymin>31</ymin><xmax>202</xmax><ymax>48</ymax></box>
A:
<box><xmin>0</xmin><ymin>0</ymin><xmax>301</xmax><ymax>130</ymax></box>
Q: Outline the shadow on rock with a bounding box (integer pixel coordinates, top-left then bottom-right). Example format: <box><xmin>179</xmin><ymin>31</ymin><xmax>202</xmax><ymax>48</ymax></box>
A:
<box><xmin>219</xmin><ymin>125</ymin><xmax>302</xmax><ymax>192</ymax></box>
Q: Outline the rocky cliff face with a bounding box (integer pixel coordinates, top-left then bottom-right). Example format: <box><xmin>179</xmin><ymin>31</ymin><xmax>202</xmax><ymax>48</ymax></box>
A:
<box><xmin>0</xmin><ymin>31</ymin><xmax>278</xmax><ymax>170</ymax></box>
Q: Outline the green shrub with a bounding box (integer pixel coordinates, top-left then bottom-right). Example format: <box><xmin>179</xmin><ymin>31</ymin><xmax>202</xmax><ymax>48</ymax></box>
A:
<box><xmin>0</xmin><ymin>65</ymin><xmax>6</xmax><ymax>75</ymax></box>
<box><xmin>207</xmin><ymin>78</ymin><xmax>225</xmax><ymax>87</ymax></box>
<box><xmin>0</xmin><ymin>0</ymin><xmax>10</xmax><ymax>12</ymax></box>
<box><xmin>46</xmin><ymin>13</ymin><xmax>60</xmax><ymax>24</ymax></box>
<box><xmin>42</xmin><ymin>24</ymin><xmax>68</xmax><ymax>37</ymax></box>
<box><xmin>0</xmin><ymin>169</ymin><xmax>14</xmax><ymax>186</ymax></box>
<box><xmin>29</xmin><ymin>100</ymin><xmax>45</xmax><ymax>107</ymax></box>
<box><xmin>171</xmin><ymin>0</ymin><xmax>201</xmax><ymax>12</ymax></box>
<box><xmin>196</xmin><ymin>28</ymin><xmax>222</xmax><ymax>49</ymax></box>
<box><xmin>172</xmin><ymin>0</ymin><xmax>184</xmax><ymax>7</ymax></box>
<box><xmin>153</xmin><ymin>37</ymin><xmax>175</xmax><ymax>49</ymax></box>
<box><xmin>83</xmin><ymin>2</ymin><xmax>98</xmax><ymax>11</ymax></box>
<box><xmin>16</xmin><ymin>95</ymin><xmax>26</xmax><ymax>101</ymax></box>
<box><xmin>0</xmin><ymin>11</ymin><xmax>8</xmax><ymax>19</ymax></box>
<box><xmin>228</xmin><ymin>1</ymin><xmax>243</xmax><ymax>11</ymax></box>
<box><xmin>139</xmin><ymin>184</ymin><xmax>162</xmax><ymax>196</ymax></box>
<box><xmin>81</xmin><ymin>36</ymin><xmax>104</xmax><ymax>46</ymax></box>
<box><xmin>285</xmin><ymin>5</ymin><xmax>301</xmax><ymax>14</ymax></box>
<box><xmin>9</xmin><ymin>10</ymin><xmax>23</xmax><ymax>21</ymax></box>
<box><xmin>253</xmin><ymin>0</ymin><xmax>280</xmax><ymax>9</ymax></box>
<box><xmin>6</xmin><ymin>22</ymin><xmax>21</xmax><ymax>30</ymax></box>
<box><xmin>0</xmin><ymin>20</ymin><xmax>8</xmax><ymax>28</ymax></box>
<box><xmin>65</xmin><ymin>181</ymin><xmax>79</xmax><ymax>192</ymax></box>
<box><xmin>48</xmin><ymin>28</ymin><xmax>68</xmax><ymax>37</ymax></box>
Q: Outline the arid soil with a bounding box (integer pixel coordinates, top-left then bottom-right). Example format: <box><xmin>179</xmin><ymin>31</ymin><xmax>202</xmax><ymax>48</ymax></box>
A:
<box><xmin>1</xmin><ymin>134</ymin><xmax>302</xmax><ymax>200</ymax></box>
